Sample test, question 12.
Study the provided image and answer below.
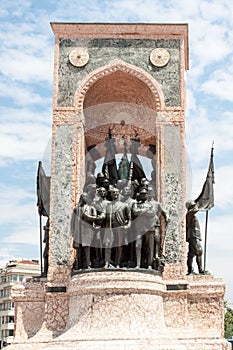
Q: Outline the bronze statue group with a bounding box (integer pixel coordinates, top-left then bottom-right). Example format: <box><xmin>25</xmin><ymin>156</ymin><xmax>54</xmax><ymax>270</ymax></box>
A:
<box><xmin>70</xmin><ymin>133</ymin><xmax>204</xmax><ymax>274</ymax></box>
<box><xmin>71</xmin><ymin>174</ymin><xmax>169</xmax><ymax>271</ymax></box>
<box><xmin>40</xmin><ymin>132</ymin><xmax>205</xmax><ymax>275</ymax></box>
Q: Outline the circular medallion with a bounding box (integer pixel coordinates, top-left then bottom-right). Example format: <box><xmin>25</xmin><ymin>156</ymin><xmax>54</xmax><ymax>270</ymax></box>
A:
<box><xmin>69</xmin><ymin>47</ymin><xmax>89</xmax><ymax>67</ymax></box>
<box><xmin>150</xmin><ymin>48</ymin><xmax>170</xmax><ymax>67</ymax></box>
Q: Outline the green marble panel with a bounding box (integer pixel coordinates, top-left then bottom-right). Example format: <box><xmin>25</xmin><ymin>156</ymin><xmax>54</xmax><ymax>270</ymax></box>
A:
<box><xmin>57</xmin><ymin>38</ymin><xmax>180</xmax><ymax>107</ymax></box>
<box><xmin>52</xmin><ymin>125</ymin><xmax>73</xmax><ymax>265</ymax></box>
<box><xmin>164</xmin><ymin>125</ymin><xmax>183</xmax><ymax>263</ymax></box>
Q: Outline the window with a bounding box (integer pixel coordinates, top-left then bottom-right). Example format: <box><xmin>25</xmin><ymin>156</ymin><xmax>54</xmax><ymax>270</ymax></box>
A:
<box><xmin>19</xmin><ymin>275</ymin><xmax>24</xmax><ymax>282</ymax></box>
<box><xmin>10</xmin><ymin>275</ymin><xmax>17</xmax><ymax>282</ymax></box>
<box><xmin>3</xmin><ymin>303</ymin><xmax>8</xmax><ymax>310</ymax></box>
<box><xmin>9</xmin><ymin>316</ymin><xmax>14</xmax><ymax>323</ymax></box>
<box><xmin>4</xmin><ymin>289</ymin><xmax>10</xmax><ymax>297</ymax></box>
<box><xmin>8</xmin><ymin>329</ymin><xmax>14</xmax><ymax>337</ymax></box>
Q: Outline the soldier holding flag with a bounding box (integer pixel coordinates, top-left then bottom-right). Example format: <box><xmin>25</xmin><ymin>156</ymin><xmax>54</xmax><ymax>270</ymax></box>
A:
<box><xmin>186</xmin><ymin>200</ymin><xmax>204</xmax><ymax>275</ymax></box>
<box><xmin>186</xmin><ymin>144</ymin><xmax>215</xmax><ymax>274</ymax></box>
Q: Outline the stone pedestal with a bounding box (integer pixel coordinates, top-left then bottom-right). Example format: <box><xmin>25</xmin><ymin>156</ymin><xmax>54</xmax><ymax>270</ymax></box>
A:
<box><xmin>8</xmin><ymin>271</ymin><xmax>230</xmax><ymax>350</ymax></box>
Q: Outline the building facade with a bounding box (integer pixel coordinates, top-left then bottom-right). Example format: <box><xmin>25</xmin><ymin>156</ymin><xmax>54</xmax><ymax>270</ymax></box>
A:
<box><xmin>0</xmin><ymin>260</ymin><xmax>41</xmax><ymax>348</ymax></box>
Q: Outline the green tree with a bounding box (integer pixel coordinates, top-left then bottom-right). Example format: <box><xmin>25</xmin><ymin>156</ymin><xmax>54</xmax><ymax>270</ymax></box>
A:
<box><xmin>225</xmin><ymin>302</ymin><xmax>233</xmax><ymax>339</ymax></box>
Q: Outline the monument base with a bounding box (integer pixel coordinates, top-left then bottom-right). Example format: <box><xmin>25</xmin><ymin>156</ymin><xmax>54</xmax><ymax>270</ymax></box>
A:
<box><xmin>8</xmin><ymin>270</ymin><xmax>230</xmax><ymax>350</ymax></box>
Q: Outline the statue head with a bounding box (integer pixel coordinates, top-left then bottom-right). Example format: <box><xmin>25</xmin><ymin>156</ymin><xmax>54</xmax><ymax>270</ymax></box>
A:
<box><xmin>109</xmin><ymin>188</ymin><xmax>119</xmax><ymax>201</ymax></box>
<box><xmin>122</xmin><ymin>186</ymin><xmax>132</xmax><ymax>198</ymax></box>
<box><xmin>186</xmin><ymin>200</ymin><xmax>198</xmax><ymax>212</ymax></box>
<box><xmin>148</xmin><ymin>185</ymin><xmax>156</xmax><ymax>200</ymax></box>
<box><xmin>79</xmin><ymin>192</ymin><xmax>88</xmax><ymax>205</ymax></box>
<box><xmin>116</xmin><ymin>180</ymin><xmax>125</xmax><ymax>191</ymax></box>
<box><xmin>97</xmin><ymin>172</ymin><xmax>105</xmax><ymax>179</ymax></box>
<box><xmin>138</xmin><ymin>188</ymin><xmax>148</xmax><ymax>202</ymax></box>
<box><xmin>140</xmin><ymin>178</ymin><xmax>150</xmax><ymax>188</ymax></box>
<box><xmin>97</xmin><ymin>187</ymin><xmax>107</xmax><ymax>199</ymax></box>
<box><xmin>96</xmin><ymin>172</ymin><xmax>107</xmax><ymax>186</ymax></box>
<box><xmin>102</xmin><ymin>178</ymin><xmax>110</xmax><ymax>189</ymax></box>
<box><xmin>86</xmin><ymin>184</ymin><xmax>96</xmax><ymax>202</ymax></box>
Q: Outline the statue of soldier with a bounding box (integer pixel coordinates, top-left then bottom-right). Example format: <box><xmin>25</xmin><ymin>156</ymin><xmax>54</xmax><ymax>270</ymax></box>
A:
<box><xmin>186</xmin><ymin>200</ymin><xmax>204</xmax><ymax>274</ymax></box>
<box><xmin>104</xmin><ymin>188</ymin><xmax>131</xmax><ymax>268</ymax></box>
<box><xmin>147</xmin><ymin>185</ymin><xmax>168</xmax><ymax>269</ymax></box>
<box><xmin>71</xmin><ymin>192</ymin><xmax>97</xmax><ymax>269</ymax></box>
<box><xmin>121</xmin><ymin>186</ymin><xmax>137</xmax><ymax>264</ymax></box>
<box><xmin>132</xmin><ymin>188</ymin><xmax>169</xmax><ymax>269</ymax></box>
<box><xmin>132</xmin><ymin>188</ymin><xmax>152</xmax><ymax>268</ymax></box>
<box><xmin>92</xmin><ymin>187</ymin><xmax>109</xmax><ymax>266</ymax></box>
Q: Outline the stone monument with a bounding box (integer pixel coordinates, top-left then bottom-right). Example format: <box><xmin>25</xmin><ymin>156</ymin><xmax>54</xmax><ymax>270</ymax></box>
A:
<box><xmin>8</xmin><ymin>23</ymin><xmax>230</xmax><ymax>350</ymax></box>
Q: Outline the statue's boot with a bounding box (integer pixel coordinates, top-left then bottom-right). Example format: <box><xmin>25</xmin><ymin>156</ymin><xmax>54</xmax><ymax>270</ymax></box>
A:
<box><xmin>84</xmin><ymin>246</ymin><xmax>91</xmax><ymax>269</ymax></box>
<box><xmin>104</xmin><ymin>248</ymin><xmax>111</xmax><ymax>268</ymax></box>
<box><xmin>197</xmin><ymin>255</ymin><xmax>204</xmax><ymax>274</ymax></box>
<box><xmin>136</xmin><ymin>248</ymin><xmax>141</xmax><ymax>269</ymax></box>
<box><xmin>115</xmin><ymin>246</ymin><xmax>122</xmax><ymax>268</ymax></box>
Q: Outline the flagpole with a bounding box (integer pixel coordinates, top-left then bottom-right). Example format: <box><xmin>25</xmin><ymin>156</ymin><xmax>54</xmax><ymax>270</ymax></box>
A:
<box><xmin>203</xmin><ymin>210</ymin><xmax>209</xmax><ymax>273</ymax></box>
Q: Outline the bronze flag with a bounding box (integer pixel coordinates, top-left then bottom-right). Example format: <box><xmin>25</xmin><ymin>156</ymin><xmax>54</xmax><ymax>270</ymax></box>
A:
<box><xmin>195</xmin><ymin>146</ymin><xmax>215</xmax><ymax>211</ymax></box>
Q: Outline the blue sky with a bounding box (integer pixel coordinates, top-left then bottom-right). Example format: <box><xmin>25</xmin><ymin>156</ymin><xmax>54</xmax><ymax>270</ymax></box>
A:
<box><xmin>0</xmin><ymin>0</ymin><xmax>233</xmax><ymax>303</ymax></box>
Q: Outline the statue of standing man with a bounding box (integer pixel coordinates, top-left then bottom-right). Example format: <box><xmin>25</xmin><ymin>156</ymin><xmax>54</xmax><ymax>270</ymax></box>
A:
<box><xmin>104</xmin><ymin>188</ymin><xmax>131</xmax><ymax>268</ymax></box>
<box><xmin>132</xmin><ymin>187</ymin><xmax>169</xmax><ymax>269</ymax></box>
<box><xmin>186</xmin><ymin>200</ymin><xmax>204</xmax><ymax>274</ymax></box>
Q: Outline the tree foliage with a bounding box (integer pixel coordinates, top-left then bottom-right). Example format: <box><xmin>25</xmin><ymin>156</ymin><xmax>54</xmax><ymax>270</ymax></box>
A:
<box><xmin>225</xmin><ymin>302</ymin><xmax>233</xmax><ymax>339</ymax></box>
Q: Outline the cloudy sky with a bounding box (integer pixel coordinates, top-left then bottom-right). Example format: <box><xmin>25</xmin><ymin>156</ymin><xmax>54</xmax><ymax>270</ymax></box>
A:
<box><xmin>0</xmin><ymin>0</ymin><xmax>233</xmax><ymax>302</ymax></box>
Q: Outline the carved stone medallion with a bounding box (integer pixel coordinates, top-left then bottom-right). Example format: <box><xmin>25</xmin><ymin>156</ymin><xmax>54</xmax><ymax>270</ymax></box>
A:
<box><xmin>69</xmin><ymin>47</ymin><xmax>89</xmax><ymax>67</ymax></box>
<box><xmin>150</xmin><ymin>48</ymin><xmax>170</xmax><ymax>67</ymax></box>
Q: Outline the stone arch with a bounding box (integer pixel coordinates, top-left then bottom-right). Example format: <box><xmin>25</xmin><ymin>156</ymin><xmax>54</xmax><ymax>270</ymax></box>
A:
<box><xmin>73</xmin><ymin>59</ymin><xmax>165</xmax><ymax>112</ymax></box>
<box><xmin>73</xmin><ymin>59</ymin><xmax>165</xmax><ymax>203</ymax></box>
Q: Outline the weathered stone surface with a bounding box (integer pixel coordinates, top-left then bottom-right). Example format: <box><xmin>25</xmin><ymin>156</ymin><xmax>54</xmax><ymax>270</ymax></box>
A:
<box><xmin>58</xmin><ymin>38</ymin><xmax>180</xmax><ymax>107</ymax></box>
<box><xmin>9</xmin><ymin>272</ymin><xmax>230</xmax><ymax>350</ymax></box>
<box><xmin>51</xmin><ymin>125</ymin><xmax>73</xmax><ymax>265</ymax></box>
<box><xmin>164</xmin><ymin>125</ymin><xmax>184</xmax><ymax>264</ymax></box>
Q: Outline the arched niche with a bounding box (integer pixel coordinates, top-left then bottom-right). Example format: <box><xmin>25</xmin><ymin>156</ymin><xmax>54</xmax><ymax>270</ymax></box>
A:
<box><xmin>74</xmin><ymin>60</ymin><xmax>165</xmax><ymax>196</ymax></box>
<box><xmin>74</xmin><ymin>60</ymin><xmax>165</xmax><ymax>112</ymax></box>
<box><xmin>83</xmin><ymin>70</ymin><xmax>158</xmax><ymax>110</ymax></box>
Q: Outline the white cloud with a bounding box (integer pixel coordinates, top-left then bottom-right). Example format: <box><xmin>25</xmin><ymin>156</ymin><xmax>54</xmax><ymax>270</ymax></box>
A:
<box><xmin>0</xmin><ymin>185</ymin><xmax>41</xmax><ymax>259</ymax></box>
<box><xmin>0</xmin><ymin>79</ymin><xmax>52</xmax><ymax>106</ymax></box>
<box><xmin>186</xmin><ymin>88</ymin><xmax>197</xmax><ymax>112</ymax></box>
<box><xmin>207</xmin><ymin>214</ymin><xmax>233</xmax><ymax>249</ymax></box>
<box><xmin>0</xmin><ymin>186</ymin><xmax>36</xmax><ymax>223</ymax></box>
<box><xmin>0</xmin><ymin>49</ymin><xmax>53</xmax><ymax>84</ymax></box>
<box><xmin>200</xmin><ymin>70</ymin><xmax>233</xmax><ymax>102</ymax></box>
<box><xmin>186</xmin><ymin>107</ymin><xmax>233</xmax><ymax>166</ymax></box>
<box><xmin>0</xmin><ymin>0</ymin><xmax>31</xmax><ymax>18</ymax></box>
<box><xmin>3</xmin><ymin>226</ymin><xmax>40</xmax><ymax>246</ymax></box>
<box><xmin>0</xmin><ymin>106</ymin><xmax>52</xmax><ymax>123</ymax></box>
<box><xmin>199</xmin><ymin>1</ymin><xmax>232</xmax><ymax>22</ymax></box>
<box><xmin>0</xmin><ymin>125</ymin><xmax>51</xmax><ymax>162</ymax></box>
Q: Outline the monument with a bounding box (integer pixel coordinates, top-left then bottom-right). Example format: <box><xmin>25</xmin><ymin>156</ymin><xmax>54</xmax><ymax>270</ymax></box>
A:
<box><xmin>8</xmin><ymin>23</ymin><xmax>230</xmax><ymax>350</ymax></box>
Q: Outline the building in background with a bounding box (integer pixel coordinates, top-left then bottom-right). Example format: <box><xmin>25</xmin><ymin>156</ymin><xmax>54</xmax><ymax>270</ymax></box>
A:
<box><xmin>0</xmin><ymin>260</ymin><xmax>41</xmax><ymax>348</ymax></box>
